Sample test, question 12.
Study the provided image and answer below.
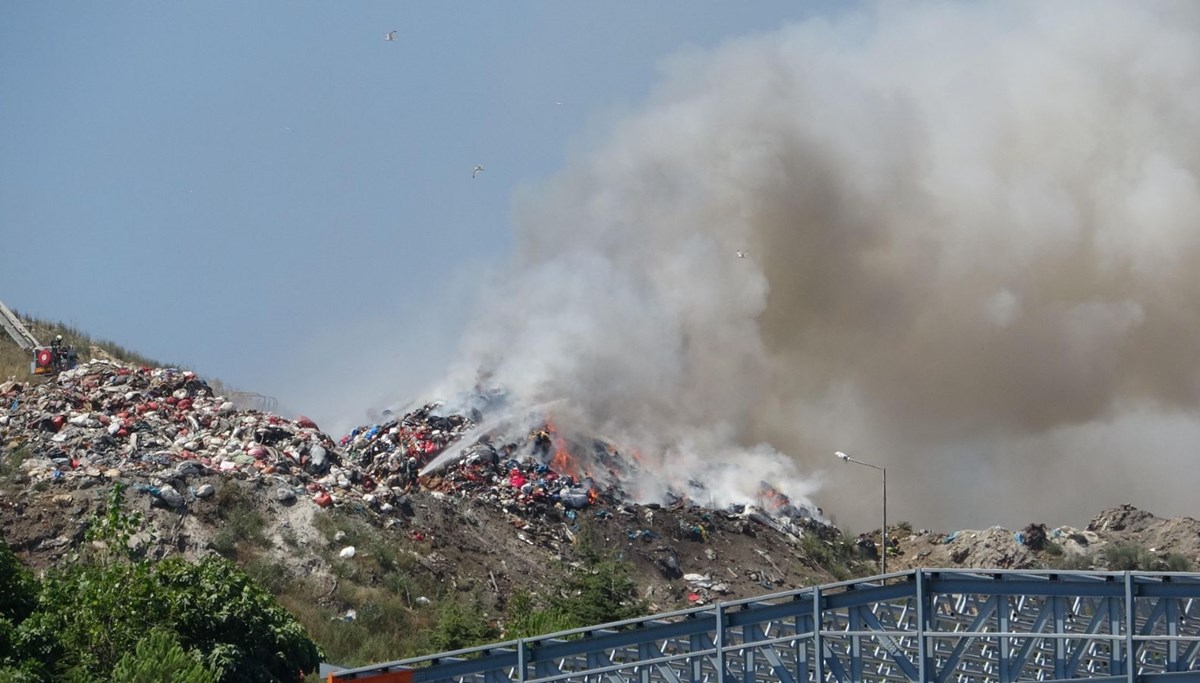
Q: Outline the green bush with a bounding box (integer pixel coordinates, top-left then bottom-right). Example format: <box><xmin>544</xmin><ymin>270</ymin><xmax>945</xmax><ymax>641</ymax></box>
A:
<box><xmin>211</xmin><ymin>485</ymin><xmax>267</xmax><ymax>558</ymax></box>
<box><xmin>1102</xmin><ymin>542</ymin><xmax>1150</xmax><ymax>571</ymax></box>
<box><xmin>84</xmin><ymin>483</ymin><xmax>145</xmax><ymax>563</ymax></box>
<box><xmin>0</xmin><ymin>537</ymin><xmax>37</xmax><ymax>666</ymax></box>
<box><xmin>111</xmin><ymin>630</ymin><xmax>218</xmax><ymax>683</ymax></box>
<box><xmin>565</xmin><ymin>526</ymin><xmax>644</xmax><ymax>626</ymax></box>
<box><xmin>561</xmin><ymin>552</ymin><xmax>643</xmax><ymax>627</ymax></box>
<box><xmin>1052</xmin><ymin>552</ymin><xmax>1093</xmax><ymax>570</ymax></box>
<box><xmin>503</xmin><ymin>592</ymin><xmax>577</xmax><ymax>640</ymax></box>
<box><xmin>500</xmin><ymin>527</ymin><xmax>645</xmax><ymax>640</ymax></box>
<box><xmin>16</xmin><ymin>556</ymin><xmax>321</xmax><ymax>682</ymax></box>
<box><xmin>1155</xmin><ymin>553</ymin><xmax>1192</xmax><ymax>572</ymax></box>
<box><xmin>278</xmin><ymin>579</ymin><xmax>433</xmax><ymax>670</ymax></box>
<box><xmin>800</xmin><ymin>533</ymin><xmax>860</xmax><ymax>581</ymax></box>
<box><xmin>0</xmin><ymin>539</ymin><xmax>36</xmax><ymax>625</ymax></box>
<box><xmin>0</xmin><ymin>666</ymin><xmax>38</xmax><ymax>683</ymax></box>
<box><xmin>426</xmin><ymin>596</ymin><xmax>499</xmax><ymax>653</ymax></box>
<box><xmin>243</xmin><ymin>557</ymin><xmax>292</xmax><ymax>594</ymax></box>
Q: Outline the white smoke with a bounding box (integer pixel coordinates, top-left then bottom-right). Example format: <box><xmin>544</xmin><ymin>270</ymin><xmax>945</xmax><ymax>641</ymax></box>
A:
<box><xmin>434</xmin><ymin>0</ymin><xmax>1200</xmax><ymax>530</ymax></box>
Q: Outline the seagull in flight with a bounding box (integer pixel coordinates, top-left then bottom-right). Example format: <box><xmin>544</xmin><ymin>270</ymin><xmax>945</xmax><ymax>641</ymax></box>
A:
<box><xmin>736</xmin><ymin>250</ymin><xmax>749</xmax><ymax>259</ymax></box>
<box><xmin>385</xmin><ymin>30</ymin><xmax>397</xmax><ymax>42</ymax></box>
<box><xmin>472</xmin><ymin>165</ymin><xmax>485</xmax><ymax>178</ymax></box>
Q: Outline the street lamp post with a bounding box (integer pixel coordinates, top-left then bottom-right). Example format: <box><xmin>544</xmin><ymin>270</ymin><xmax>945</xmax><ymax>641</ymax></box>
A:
<box><xmin>835</xmin><ymin>451</ymin><xmax>888</xmax><ymax>576</ymax></box>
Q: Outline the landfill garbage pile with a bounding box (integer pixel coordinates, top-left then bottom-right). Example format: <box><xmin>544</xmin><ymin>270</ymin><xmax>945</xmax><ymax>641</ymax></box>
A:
<box><xmin>0</xmin><ymin>360</ymin><xmax>346</xmax><ymax>511</ymax></box>
<box><xmin>0</xmin><ymin>358</ymin><xmax>868</xmax><ymax>614</ymax></box>
<box><xmin>0</xmin><ymin>360</ymin><xmax>820</xmax><ymax>536</ymax></box>
<box><xmin>337</xmin><ymin>403</ymin><xmax>821</xmax><ymax>532</ymax></box>
<box><xmin>4</xmin><ymin>359</ymin><xmax>1198</xmax><ymax>617</ymax></box>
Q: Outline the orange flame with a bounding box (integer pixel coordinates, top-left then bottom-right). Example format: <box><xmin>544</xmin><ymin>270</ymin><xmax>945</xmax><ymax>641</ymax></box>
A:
<box><xmin>541</xmin><ymin>420</ymin><xmax>582</xmax><ymax>479</ymax></box>
<box><xmin>758</xmin><ymin>482</ymin><xmax>791</xmax><ymax>512</ymax></box>
<box><xmin>551</xmin><ymin>445</ymin><xmax>581</xmax><ymax>479</ymax></box>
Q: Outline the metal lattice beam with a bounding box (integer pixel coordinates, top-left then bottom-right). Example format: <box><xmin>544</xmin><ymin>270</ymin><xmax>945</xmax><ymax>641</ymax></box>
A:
<box><xmin>328</xmin><ymin>570</ymin><xmax>1200</xmax><ymax>683</ymax></box>
<box><xmin>0</xmin><ymin>297</ymin><xmax>39</xmax><ymax>352</ymax></box>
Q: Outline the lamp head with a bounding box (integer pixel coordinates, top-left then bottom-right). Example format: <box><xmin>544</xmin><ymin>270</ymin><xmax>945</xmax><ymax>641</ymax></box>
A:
<box><xmin>835</xmin><ymin>451</ymin><xmax>849</xmax><ymax>462</ymax></box>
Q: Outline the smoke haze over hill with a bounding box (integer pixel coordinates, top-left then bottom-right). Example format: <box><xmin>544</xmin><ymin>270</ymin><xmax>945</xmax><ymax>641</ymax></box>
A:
<box><xmin>428</xmin><ymin>1</ymin><xmax>1200</xmax><ymax>530</ymax></box>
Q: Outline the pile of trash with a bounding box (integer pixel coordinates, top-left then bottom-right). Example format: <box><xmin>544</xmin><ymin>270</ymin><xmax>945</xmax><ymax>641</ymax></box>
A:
<box><xmin>0</xmin><ymin>360</ymin><xmax>820</xmax><ymax>537</ymax></box>
<box><xmin>339</xmin><ymin>412</ymin><xmax>628</xmax><ymax>515</ymax></box>
<box><xmin>0</xmin><ymin>361</ymin><xmax>347</xmax><ymax>510</ymax></box>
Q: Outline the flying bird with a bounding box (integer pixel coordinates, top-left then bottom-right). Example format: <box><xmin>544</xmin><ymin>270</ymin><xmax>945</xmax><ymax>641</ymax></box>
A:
<box><xmin>472</xmin><ymin>165</ymin><xmax>485</xmax><ymax>178</ymax></box>
<box><xmin>736</xmin><ymin>250</ymin><xmax>749</xmax><ymax>259</ymax></box>
<box><xmin>385</xmin><ymin>30</ymin><xmax>397</xmax><ymax>42</ymax></box>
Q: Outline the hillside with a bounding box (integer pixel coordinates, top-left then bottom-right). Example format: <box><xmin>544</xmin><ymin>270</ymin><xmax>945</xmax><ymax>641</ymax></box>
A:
<box><xmin>0</xmin><ymin>313</ymin><xmax>161</xmax><ymax>381</ymax></box>
<box><xmin>2</xmin><ymin>353</ymin><xmax>1198</xmax><ymax>670</ymax></box>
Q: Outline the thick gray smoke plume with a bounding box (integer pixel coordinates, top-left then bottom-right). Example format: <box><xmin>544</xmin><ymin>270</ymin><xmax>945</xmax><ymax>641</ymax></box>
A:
<box><xmin>439</xmin><ymin>0</ymin><xmax>1200</xmax><ymax>530</ymax></box>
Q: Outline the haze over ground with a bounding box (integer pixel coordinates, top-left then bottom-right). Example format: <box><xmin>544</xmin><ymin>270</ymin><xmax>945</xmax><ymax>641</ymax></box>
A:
<box><xmin>3</xmin><ymin>1</ymin><xmax>1199</xmax><ymax>532</ymax></box>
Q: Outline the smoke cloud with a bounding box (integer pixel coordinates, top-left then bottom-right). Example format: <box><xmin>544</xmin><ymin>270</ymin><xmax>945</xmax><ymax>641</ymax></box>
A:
<box><xmin>436</xmin><ymin>0</ymin><xmax>1200</xmax><ymax>530</ymax></box>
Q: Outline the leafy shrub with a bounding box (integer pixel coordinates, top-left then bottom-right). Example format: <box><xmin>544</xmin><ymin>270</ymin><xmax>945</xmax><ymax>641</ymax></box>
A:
<box><xmin>0</xmin><ymin>537</ymin><xmax>37</xmax><ymax>666</ymax></box>
<box><xmin>211</xmin><ymin>485</ymin><xmax>267</xmax><ymax>558</ymax></box>
<box><xmin>16</xmin><ymin>556</ymin><xmax>321</xmax><ymax>682</ymax></box>
<box><xmin>1052</xmin><ymin>552</ymin><xmax>1093</xmax><ymax>570</ymax></box>
<box><xmin>563</xmin><ymin>527</ymin><xmax>645</xmax><ymax>627</ymax></box>
<box><xmin>111</xmin><ymin>630</ymin><xmax>218</xmax><ymax>683</ymax></box>
<box><xmin>0</xmin><ymin>538</ymin><xmax>36</xmax><ymax>624</ymax></box>
<box><xmin>279</xmin><ymin>572</ymin><xmax>443</xmax><ymax>669</ymax></box>
<box><xmin>244</xmin><ymin>557</ymin><xmax>292</xmax><ymax>594</ymax></box>
<box><xmin>504</xmin><ymin>592</ymin><xmax>577</xmax><ymax>639</ymax></box>
<box><xmin>801</xmin><ymin>532</ymin><xmax>860</xmax><ymax>580</ymax></box>
<box><xmin>562</xmin><ymin>553</ymin><xmax>643</xmax><ymax>627</ymax></box>
<box><xmin>1154</xmin><ymin>553</ymin><xmax>1192</xmax><ymax>572</ymax></box>
<box><xmin>0</xmin><ymin>666</ymin><xmax>38</xmax><ymax>683</ymax></box>
<box><xmin>84</xmin><ymin>482</ymin><xmax>145</xmax><ymax>562</ymax></box>
<box><xmin>426</xmin><ymin>596</ymin><xmax>500</xmax><ymax>653</ymax></box>
<box><xmin>1102</xmin><ymin>542</ymin><xmax>1150</xmax><ymax>571</ymax></box>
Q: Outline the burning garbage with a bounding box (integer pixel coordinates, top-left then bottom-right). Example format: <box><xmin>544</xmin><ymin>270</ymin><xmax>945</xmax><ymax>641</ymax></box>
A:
<box><xmin>1</xmin><ymin>360</ymin><xmax>828</xmax><ymax>562</ymax></box>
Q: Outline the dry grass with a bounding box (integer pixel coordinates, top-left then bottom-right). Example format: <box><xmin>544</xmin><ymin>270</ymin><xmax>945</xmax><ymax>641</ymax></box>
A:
<box><xmin>1</xmin><ymin>312</ymin><xmax>164</xmax><ymax>381</ymax></box>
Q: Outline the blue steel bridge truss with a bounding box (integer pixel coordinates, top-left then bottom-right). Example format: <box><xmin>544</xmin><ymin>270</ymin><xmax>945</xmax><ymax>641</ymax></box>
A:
<box><xmin>329</xmin><ymin>569</ymin><xmax>1200</xmax><ymax>683</ymax></box>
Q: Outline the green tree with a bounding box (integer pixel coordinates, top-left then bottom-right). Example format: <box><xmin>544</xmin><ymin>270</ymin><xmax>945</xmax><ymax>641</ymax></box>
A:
<box><xmin>111</xmin><ymin>630</ymin><xmax>218</xmax><ymax>683</ymax></box>
<box><xmin>426</xmin><ymin>596</ymin><xmax>499</xmax><ymax>653</ymax></box>
<box><xmin>154</xmin><ymin>557</ymin><xmax>322</xmax><ymax>681</ymax></box>
<box><xmin>16</xmin><ymin>560</ymin><xmax>159</xmax><ymax>678</ymax></box>
<box><xmin>561</xmin><ymin>551</ymin><xmax>643</xmax><ymax>627</ymax></box>
<box><xmin>16</xmin><ymin>557</ymin><xmax>321</xmax><ymax>682</ymax></box>
<box><xmin>559</xmin><ymin>528</ymin><xmax>644</xmax><ymax>627</ymax></box>
<box><xmin>83</xmin><ymin>482</ymin><xmax>144</xmax><ymax>563</ymax></box>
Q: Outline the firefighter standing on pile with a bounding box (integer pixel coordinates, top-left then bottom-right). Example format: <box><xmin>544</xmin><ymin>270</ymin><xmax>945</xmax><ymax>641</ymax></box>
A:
<box><xmin>48</xmin><ymin>335</ymin><xmax>77</xmax><ymax>372</ymax></box>
<box><xmin>531</xmin><ymin>428</ymin><xmax>552</xmax><ymax>457</ymax></box>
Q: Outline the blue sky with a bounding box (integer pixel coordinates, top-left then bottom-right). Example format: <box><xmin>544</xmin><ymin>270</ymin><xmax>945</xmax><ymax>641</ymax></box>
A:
<box><xmin>0</xmin><ymin>2</ymin><xmax>848</xmax><ymax>426</ymax></box>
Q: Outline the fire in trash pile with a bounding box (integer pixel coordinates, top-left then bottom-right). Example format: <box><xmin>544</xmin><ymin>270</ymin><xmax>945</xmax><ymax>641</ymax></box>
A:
<box><xmin>0</xmin><ymin>360</ymin><xmax>819</xmax><ymax>530</ymax></box>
